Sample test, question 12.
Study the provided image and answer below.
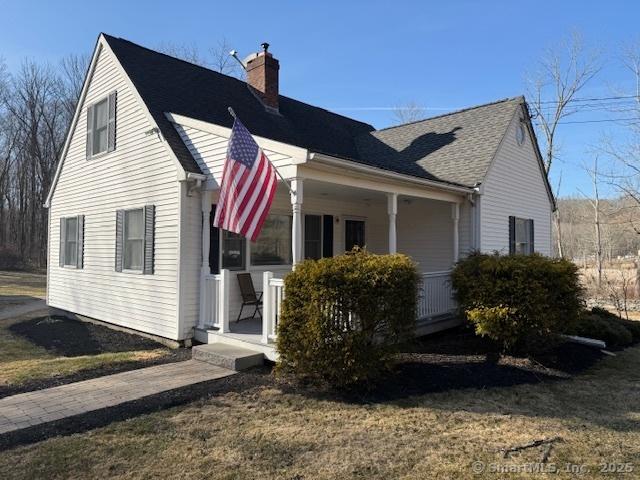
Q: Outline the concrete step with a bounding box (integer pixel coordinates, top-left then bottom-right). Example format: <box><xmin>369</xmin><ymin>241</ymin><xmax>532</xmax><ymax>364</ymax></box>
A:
<box><xmin>192</xmin><ymin>343</ymin><xmax>265</xmax><ymax>371</ymax></box>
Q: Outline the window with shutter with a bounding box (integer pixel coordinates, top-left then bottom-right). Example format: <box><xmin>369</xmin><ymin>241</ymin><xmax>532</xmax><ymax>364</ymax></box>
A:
<box><xmin>116</xmin><ymin>206</ymin><xmax>155</xmax><ymax>274</ymax></box>
<box><xmin>510</xmin><ymin>216</ymin><xmax>534</xmax><ymax>255</ymax></box>
<box><xmin>87</xmin><ymin>92</ymin><xmax>116</xmax><ymax>157</ymax></box>
<box><xmin>304</xmin><ymin>215</ymin><xmax>322</xmax><ymax>260</ymax></box>
<box><xmin>59</xmin><ymin>216</ymin><xmax>84</xmax><ymax>268</ymax></box>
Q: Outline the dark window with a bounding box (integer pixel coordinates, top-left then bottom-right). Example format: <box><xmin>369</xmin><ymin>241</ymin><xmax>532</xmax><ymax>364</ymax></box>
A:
<box><xmin>304</xmin><ymin>215</ymin><xmax>322</xmax><ymax>260</ymax></box>
<box><xmin>222</xmin><ymin>230</ymin><xmax>246</xmax><ymax>270</ymax></box>
<box><xmin>345</xmin><ymin>219</ymin><xmax>365</xmax><ymax>251</ymax></box>
<box><xmin>251</xmin><ymin>214</ymin><xmax>292</xmax><ymax>266</ymax></box>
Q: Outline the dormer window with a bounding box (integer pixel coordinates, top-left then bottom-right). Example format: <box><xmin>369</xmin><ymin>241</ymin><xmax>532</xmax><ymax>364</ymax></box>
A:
<box><xmin>86</xmin><ymin>92</ymin><xmax>117</xmax><ymax>158</ymax></box>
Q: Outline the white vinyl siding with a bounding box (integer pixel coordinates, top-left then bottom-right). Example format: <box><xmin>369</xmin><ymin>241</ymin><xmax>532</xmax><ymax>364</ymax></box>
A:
<box><xmin>480</xmin><ymin>113</ymin><xmax>553</xmax><ymax>256</ymax></box>
<box><xmin>47</xmin><ymin>44</ymin><xmax>182</xmax><ymax>340</ymax></box>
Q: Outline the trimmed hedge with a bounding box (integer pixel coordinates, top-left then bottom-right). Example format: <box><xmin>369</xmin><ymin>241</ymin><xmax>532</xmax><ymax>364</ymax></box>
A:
<box><xmin>451</xmin><ymin>252</ymin><xmax>584</xmax><ymax>352</ymax></box>
<box><xmin>589</xmin><ymin>307</ymin><xmax>640</xmax><ymax>342</ymax></box>
<box><xmin>573</xmin><ymin>313</ymin><xmax>633</xmax><ymax>348</ymax></box>
<box><xmin>276</xmin><ymin>249</ymin><xmax>419</xmax><ymax>388</ymax></box>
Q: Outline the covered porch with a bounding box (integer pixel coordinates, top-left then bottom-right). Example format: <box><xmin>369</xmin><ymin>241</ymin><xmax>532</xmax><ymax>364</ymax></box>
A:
<box><xmin>194</xmin><ymin>171</ymin><xmax>470</xmax><ymax>358</ymax></box>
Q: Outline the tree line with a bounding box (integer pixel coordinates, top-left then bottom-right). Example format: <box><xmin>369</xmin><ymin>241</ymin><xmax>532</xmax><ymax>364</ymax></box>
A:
<box><xmin>0</xmin><ymin>40</ymin><xmax>237</xmax><ymax>270</ymax></box>
<box><xmin>0</xmin><ymin>54</ymin><xmax>87</xmax><ymax>269</ymax></box>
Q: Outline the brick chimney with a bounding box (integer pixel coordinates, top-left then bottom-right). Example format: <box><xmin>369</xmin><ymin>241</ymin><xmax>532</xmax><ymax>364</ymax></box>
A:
<box><xmin>246</xmin><ymin>42</ymin><xmax>280</xmax><ymax>111</ymax></box>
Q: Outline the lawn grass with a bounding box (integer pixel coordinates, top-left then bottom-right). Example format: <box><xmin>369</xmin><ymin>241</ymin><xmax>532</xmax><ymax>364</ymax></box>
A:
<box><xmin>0</xmin><ymin>310</ymin><xmax>168</xmax><ymax>389</ymax></box>
<box><xmin>1</xmin><ymin>345</ymin><xmax>639</xmax><ymax>479</ymax></box>
<box><xmin>0</xmin><ymin>271</ymin><xmax>179</xmax><ymax>391</ymax></box>
<box><xmin>0</xmin><ymin>270</ymin><xmax>46</xmax><ymax>306</ymax></box>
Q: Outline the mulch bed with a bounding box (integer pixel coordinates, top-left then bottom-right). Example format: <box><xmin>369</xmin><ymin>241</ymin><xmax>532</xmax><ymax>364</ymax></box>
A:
<box><xmin>9</xmin><ymin>315</ymin><xmax>164</xmax><ymax>356</ymax></box>
<box><xmin>279</xmin><ymin>326</ymin><xmax>606</xmax><ymax>403</ymax></box>
<box><xmin>1</xmin><ymin>315</ymin><xmax>191</xmax><ymax>399</ymax></box>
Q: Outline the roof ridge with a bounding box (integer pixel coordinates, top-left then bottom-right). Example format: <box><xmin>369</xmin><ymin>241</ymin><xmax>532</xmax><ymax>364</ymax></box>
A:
<box><xmin>373</xmin><ymin>95</ymin><xmax>525</xmax><ymax>133</ymax></box>
<box><xmin>101</xmin><ymin>33</ymin><xmax>249</xmax><ymax>84</ymax></box>
<box><xmin>101</xmin><ymin>33</ymin><xmax>375</xmax><ymax>130</ymax></box>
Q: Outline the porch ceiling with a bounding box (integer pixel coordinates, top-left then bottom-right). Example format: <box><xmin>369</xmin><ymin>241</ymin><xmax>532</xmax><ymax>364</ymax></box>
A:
<box><xmin>303</xmin><ymin>178</ymin><xmax>388</xmax><ymax>204</ymax></box>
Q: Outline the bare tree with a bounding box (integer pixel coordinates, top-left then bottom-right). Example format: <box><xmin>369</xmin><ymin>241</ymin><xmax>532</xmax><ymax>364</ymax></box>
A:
<box><xmin>526</xmin><ymin>31</ymin><xmax>601</xmax><ymax>175</ymax></box>
<box><xmin>579</xmin><ymin>156</ymin><xmax>604</xmax><ymax>287</ymax></box>
<box><xmin>59</xmin><ymin>53</ymin><xmax>90</xmax><ymax>120</ymax></box>
<box><xmin>392</xmin><ymin>101</ymin><xmax>426</xmax><ymax>125</ymax></box>
<box><xmin>156</xmin><ymin>38</ymin><xmax>243</xmax><ymax>78</ymax></box>
<box><xmin>526</xmin><ymin>32</ymin><xmax>601</xmax><ymax>258</ymax></box>
<box><xmin>599</xmin><ymin>41</ymin><xmax>640</xmax><ymax>233</ymax></box>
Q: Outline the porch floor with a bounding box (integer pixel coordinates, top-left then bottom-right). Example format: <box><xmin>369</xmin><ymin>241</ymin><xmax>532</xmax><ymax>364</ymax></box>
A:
<box><xmin>222</xmin><ymin>317</ymin><xmax>263</xmax><ymax>345</ymax></box>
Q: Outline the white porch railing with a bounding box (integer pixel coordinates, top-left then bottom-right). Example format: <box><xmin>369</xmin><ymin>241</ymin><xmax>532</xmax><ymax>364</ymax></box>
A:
<box><xmin>417</xmin><ymin>270</ymin><xmax>456</xmax><ymax>319</ymax></box>
<box><xmin>198</xmin><ymin>269</ymin><xmax>229</xmax><ymax>333</ymax></box>
<box><xmin>262</xmin><ymin>272</ymin><xmax>284</xmax><ymax>344</ymax></box>
<box><xmin>199</xmin><ymin>269</ymin><xmax>455</xmax><ymax>344</ymax></box>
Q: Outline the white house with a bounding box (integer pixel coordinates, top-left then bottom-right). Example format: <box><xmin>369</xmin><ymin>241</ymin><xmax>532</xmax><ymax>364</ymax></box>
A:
<box><xmin>45</xmin><ymin>34</ymin><xmax>555</xmax><ymax>359</ymax></box>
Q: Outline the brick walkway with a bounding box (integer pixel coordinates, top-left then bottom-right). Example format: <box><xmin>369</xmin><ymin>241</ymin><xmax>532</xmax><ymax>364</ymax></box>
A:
<box><xmin>0</xmin><ymin>360</ymin><xmax>234</xmax><ymax>435</ymax></box>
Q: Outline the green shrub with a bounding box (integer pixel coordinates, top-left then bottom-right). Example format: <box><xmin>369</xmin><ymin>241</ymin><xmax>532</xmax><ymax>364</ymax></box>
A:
<box><xmin>590</xmin><ymin>307</ymin><xmax>640</xmax><ymax>342</ymax></box>
<box><xmin>451</xmin><ymin>252</ymin><xmax>583</xmax><ymax>352</ymax></box>
<box><xmin>276</xmin><ymin>249</ymin><xmax>419</xmax><ymax>388</ymax></box>
<box><xmin>573</xmin><ymin>313</ymin><xmax>633</xmax><ymax>348</ymax></box>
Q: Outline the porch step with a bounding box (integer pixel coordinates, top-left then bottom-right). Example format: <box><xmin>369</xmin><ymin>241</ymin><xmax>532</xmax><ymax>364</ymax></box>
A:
<box><xmin>192</xmin><ymin>343</ymin><xmax>265</xmax><ymax>371</ymax></box>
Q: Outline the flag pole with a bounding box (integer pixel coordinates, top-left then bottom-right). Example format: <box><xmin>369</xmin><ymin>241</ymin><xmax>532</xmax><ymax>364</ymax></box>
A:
<box><xmin>227</xmin><ymin>107</ymin><xmax>295</xmax><ymax>196</ymax></box>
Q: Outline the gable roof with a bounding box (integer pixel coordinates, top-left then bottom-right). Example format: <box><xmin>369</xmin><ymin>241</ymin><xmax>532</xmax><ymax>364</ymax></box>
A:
<box><xmin>102</xmin><ymin>34</ymin><xmax>549</xmax><ymax>197</ymax></box>
<box><xmin>354</xmin><ymin>97</ymin><xmax>523</xmax><ymax>187</ymax></box>
<box><xmin>102</xmin><ymin>34</ymin><xmax>374</xmax><ymax>175</ymax></box>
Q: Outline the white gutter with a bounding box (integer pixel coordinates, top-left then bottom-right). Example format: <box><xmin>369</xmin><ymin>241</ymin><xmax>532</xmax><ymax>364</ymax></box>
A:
<box><xmin>309</xmin><ymin>152</ymin><xmax>475</xmax><ymax>195</ymax></box>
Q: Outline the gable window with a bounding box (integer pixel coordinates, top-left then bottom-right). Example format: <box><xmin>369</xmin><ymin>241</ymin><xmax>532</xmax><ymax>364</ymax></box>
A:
<box><xmin>86</xmin><ymin>92</ymin><xmax>116</xmax><ymax>159</ymax></box>
<box><xmin>59</xmin><ymin>216</ymin><xmax>85</xmax><ymax>268</ymax></box>
<box><xmin>509</xmin><ymin>216</ymin><xmax>534</xmax><ymax>255</ymax></box>
<box><xmin>251</xmin><ymin>214</ymin><xmax>292</xmax><ymax>266</ymax></box>
<box><xmin>345</xmin><ymin>219</ymin><xmax>366</xmax><ymax>251</ymax></box>
<box><xmin>124</xmin><ymin>209</ymin><xmax>144</xmax><ymax>271</ymax></box>
<box><xmin>304</xmin><ymin>214</ymin><xmax>322</xmax><ymax>260</ymax></box>
<box><xmin>222</xmin><ymin>230</ymin><xmax>246</xmax><ymax>270</ymax></box>
<box><xmin>93</xmin><ymin>98</ymin><xmax>109</xmax><ymax>155</ymax></box>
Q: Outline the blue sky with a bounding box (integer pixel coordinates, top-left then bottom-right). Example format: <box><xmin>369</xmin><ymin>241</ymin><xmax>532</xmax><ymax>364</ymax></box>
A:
<box><xmin>1</xmin><ymin>0</ymin><xmax>638</xmax><ymax>196</ymax></box>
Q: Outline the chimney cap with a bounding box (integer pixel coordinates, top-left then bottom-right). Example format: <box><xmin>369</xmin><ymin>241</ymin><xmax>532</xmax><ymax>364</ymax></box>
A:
<box><xmin>261</xmin><ymin>42</ymin><xmax>270</xmax><ymax>53</ymax></box>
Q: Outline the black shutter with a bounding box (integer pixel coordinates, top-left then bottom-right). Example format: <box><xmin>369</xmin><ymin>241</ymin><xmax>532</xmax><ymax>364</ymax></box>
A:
<box><xmin>115</xmin><ymin>210</ymin><xmax>124</xmax><ymax>272</ymax></box>
<box><xmin>143</xmin><ymin>205</ymin><xmax>155</xmax><ymax>274</ymax></box>
<box><xmin>508</xmin><ymin>216</ymin><xmax>516</xmax><ymax>255</ymax></box>
<box><xmin>528</xmin><ymin>219</ymin><xmax>535</xmax><ymax>254</ymax></box>
<box><xmin>210</xmin><ymin>205</ymin><xmax>220</xmax><ymax>274</ymax></box>
<box><xmin>323</xmin><ymin>215</ymin><xmax>333</xmax><ymax>257</ymax></box>
<box><xmin>59</xmin><ymin>217</ymin><xmax>66</xmax><ymax>267</ymax></box>
<box><xmin>86</xmin><ymin>105</ymin><xmax>94</xmax><ymax>159</ymax></box>
<box><xmin>107</xmin><ymin>91</ymin><xmax>117</xmax><ymax>152</ymax></box>
<box><xmin>77</xmin><ymin>215</ymin><xmax>84</xmax><ymax>269</ymax></box>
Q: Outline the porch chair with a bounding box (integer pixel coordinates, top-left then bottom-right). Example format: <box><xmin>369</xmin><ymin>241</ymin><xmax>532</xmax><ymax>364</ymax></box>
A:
<box><xmin>236</xmin><ymin>273</ymin><xmax>263</xmax><ymax>322</ymax></box>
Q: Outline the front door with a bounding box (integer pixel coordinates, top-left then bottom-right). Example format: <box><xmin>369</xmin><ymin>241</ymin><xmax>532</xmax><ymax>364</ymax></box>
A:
<box><xmin>345</xmin><ymin>219</ymin><xmax>365</xmax><ymax>251</ymax></box>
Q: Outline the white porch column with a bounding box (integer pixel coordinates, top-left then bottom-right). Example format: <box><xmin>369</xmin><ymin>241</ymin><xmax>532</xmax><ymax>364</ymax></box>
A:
<box><xmin>291</xmin><ymin>178</ymin><xmax>304</xmax><ymax>265</ymax></box>
<box><xmin>387</xmin><ymin>193</ymin><xmax>398</xmax><ymax>254</ymax></box>
<box><xmin>198</xmin><ymin>189</ymin><xmax>212</xmax><ymax>329</ymax></box>
<box><xmin>452</xmin><ymin>202</ymin><xmax>460</xmax><ymax>264</ymax></box>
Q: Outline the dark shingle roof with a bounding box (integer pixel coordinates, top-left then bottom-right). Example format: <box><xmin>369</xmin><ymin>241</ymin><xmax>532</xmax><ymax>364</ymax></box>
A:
<box><xmin>103</xmin><ymin>34</ymin><xmax>525</xmax><ymax>189</ymax></box>
<box><xmin>103</xmin><ymin>34</ymin><xmax>374</xmax><ymax>175</ymax></box>
<box><xmin>354</xmin><ymin>97</ymin><xmax>523</xmax><ymax>187</ymax></box>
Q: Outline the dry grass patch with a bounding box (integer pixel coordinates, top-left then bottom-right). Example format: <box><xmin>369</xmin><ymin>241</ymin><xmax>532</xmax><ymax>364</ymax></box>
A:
<box><xmin>0</xmin><ymin>271</ymin><xmax>46</xmax><ymax>306</ymax></box>
<box><xmin>0</xmin><ymin>310</ymin><xmax>182</xmax><ymax>393</ymax></box>
<box><xmin>2</xmin><ymin>346</ymin><xmax>639</xmax><ymax>479</ymax></box>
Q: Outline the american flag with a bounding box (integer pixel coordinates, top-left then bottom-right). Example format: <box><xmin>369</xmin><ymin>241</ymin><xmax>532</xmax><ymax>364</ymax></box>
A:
<box><xmin>213</xmin><ymin>118</ymin><xmax>277</xmax><ymax>241</ymax></box>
